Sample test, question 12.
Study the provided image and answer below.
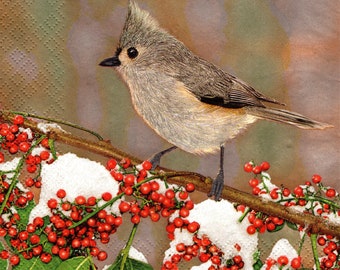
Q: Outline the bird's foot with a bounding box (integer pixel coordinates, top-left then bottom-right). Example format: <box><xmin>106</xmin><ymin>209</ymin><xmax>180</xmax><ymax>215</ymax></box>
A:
<box><xmin>148</xmin><ymin>146</ymin><xmax>177</xmax><ymax>170</ymax></box>
<box><xmin>207</xmin><ymin>169</ymin><xmax>224</xmax><ymax>201</ymax></box>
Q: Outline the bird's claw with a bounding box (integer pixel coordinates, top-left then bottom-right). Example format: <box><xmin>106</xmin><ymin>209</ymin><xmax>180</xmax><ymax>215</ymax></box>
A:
<box><xmin>148</xmin><ymin>146</ymin><xmax>177</xmax><ymax>170</ymax></box>
<box><xmin>207</xmin><ymin>169</ymin><xmax>224</xmax><ymax>201</ymax></box>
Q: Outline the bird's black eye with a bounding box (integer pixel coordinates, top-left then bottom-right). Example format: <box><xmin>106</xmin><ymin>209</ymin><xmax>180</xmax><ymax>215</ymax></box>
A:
<box><xmin>127</xmin><ymin>47</ymin><xmax>138</xmax><ymax>59</ymax></box>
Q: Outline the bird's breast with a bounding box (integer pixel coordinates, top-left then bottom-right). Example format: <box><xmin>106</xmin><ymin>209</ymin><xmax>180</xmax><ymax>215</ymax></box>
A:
<box><xmin>124</xmin><ymin>71</ymin><xmax>258</xmax><ymax>154</ymax></box>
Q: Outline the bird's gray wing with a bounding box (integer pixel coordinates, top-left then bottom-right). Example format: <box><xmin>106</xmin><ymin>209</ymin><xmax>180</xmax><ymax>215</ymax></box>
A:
<box><xmin>180</xmin><ymin>59</ymin><xmax>285</xmax><ymax>108</ymax></box>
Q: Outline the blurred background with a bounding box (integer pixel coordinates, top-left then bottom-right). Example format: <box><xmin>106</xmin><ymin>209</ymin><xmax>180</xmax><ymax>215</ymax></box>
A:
<box><xmin>1</xmin><ymin>0</ymin><xmax>339</xmax><ymax>268</ymax></box>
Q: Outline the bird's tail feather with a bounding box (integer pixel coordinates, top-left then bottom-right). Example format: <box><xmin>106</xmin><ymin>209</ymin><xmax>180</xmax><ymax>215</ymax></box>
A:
<box><xmin>247</xmin><ymin>107</ymin><xmax>333</xmax><ymax>130</ymax></box>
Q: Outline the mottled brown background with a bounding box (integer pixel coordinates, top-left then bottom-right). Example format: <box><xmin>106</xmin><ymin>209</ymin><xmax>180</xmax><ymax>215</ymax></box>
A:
<box><xmin>1</xmin><ymin>0</ymin><xmax>339</xmax><ymax>268</ymax></box>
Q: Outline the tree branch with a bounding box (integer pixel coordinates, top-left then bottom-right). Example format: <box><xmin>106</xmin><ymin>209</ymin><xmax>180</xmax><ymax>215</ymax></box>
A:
<box><xmin>1</xmin><ymin>110</ymin><xmax>339</xmax><ymax>237</ymax></box>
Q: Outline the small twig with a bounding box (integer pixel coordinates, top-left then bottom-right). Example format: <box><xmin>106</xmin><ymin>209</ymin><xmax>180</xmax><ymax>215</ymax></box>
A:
<box><xmin>5</xmin><ymin>110</ymin><xmax>104</xmax><ymax>141</ymax></box>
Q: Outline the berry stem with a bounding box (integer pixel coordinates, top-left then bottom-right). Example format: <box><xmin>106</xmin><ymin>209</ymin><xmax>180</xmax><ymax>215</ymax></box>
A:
<box><xmin>48</xmin><ymin>138</ymin><xmax>58</xmax><ymax>160</ymax></box>
<box><xmin>5</xmin><ymin>110</ymin><xmax>104</xmax><ymax>141</ymax></box>
<box><xmin>311</xmin><ymin>233</ymin><xmax>321</xmax><ymax>270</ymax></box>
<box><xmin>0</xmin><ymin>135</ymin><xmax>46</xmax><ymax>216</ymax></box>
<box><xmin>119</xmin><ymin>223</ymin><xmax>139</xmax><ymax>270</ymax></box>
<box><xmin>68</xmin><ymin>175</ymin><xmax>161</xmax><ymax>229</ymax></box>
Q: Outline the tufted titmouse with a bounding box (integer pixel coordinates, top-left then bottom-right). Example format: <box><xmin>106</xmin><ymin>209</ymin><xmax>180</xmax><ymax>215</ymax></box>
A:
<box><xmin>100</xmin><ymin>1</ymin><xmax>332</xmax><ymax>199</ymax></box>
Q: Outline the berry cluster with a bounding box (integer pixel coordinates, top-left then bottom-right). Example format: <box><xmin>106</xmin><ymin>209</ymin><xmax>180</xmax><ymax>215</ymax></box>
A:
<box><xmin>0</xmin><ymin>115</ymin><xmax>28</xmax><ymax>156</ymax></box>
<box><xmin>317</xmin><ymin>235</ymin><xmax>339</xmax><ymax>269</ymax></box>
<box><xmin>107</xmin><ymin>158</ymin><xmax>196</xmax><ymax>226</ymax></box>
<box><xmin>163</xmin><ymin>234</ymin><xmax>245</xmax><ymax>270</ymax></box>
<box><xmin>243</xmin><ymin>161</ymin><xmax>339</xmax><ymax>269</ymax></box>
<box><xmin>264</xmin><ymin>256</ymin><xmax>302</xmax><ymax>269</ymax></box>
<box><xmin>0</xmin><ymin>175</ymin><xmax>34</xmax><ymax>212</ymax></box>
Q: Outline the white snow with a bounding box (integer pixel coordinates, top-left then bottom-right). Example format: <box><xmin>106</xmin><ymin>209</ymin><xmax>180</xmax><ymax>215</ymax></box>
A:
<box><xmin>261</xmin><ymin>239</ymin><xmax>298</xmax><ymax>270</ymax></box>
<box><xmin>29</xmin><ymin>153</ymin><xmax>120</xmax><ymax>222</ymax></box>
<box><xmin>164</xmin><ymin>199</ymin><xmax>258</xmax><ymax>269</ymax></box>
<box><xmin>0</xmin><ymin>157</ymin><xmax>21</xmax><ymax>177</ymax></box>
<box><xmin>37</xmin><ymin>123</ymin><xmax>67</xmax><ymax>134</ymax></box>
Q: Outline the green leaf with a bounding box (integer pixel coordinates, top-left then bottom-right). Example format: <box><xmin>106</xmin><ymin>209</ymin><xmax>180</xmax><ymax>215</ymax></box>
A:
<box><xmin>107</xmin><ymin>255</ymin><xmax>153</xmax><ymax>270</ymax></box>
<box><xmin>15</xmin><ymin>200</ymin><xmax>36</xmax><ymax>227</ymax></box>
<box><xmin>286</xmin><ymin>221</ymin><xmax>298</xmax><ymax>231</ymax></box>
<box><xmin>56</xmin><ymin>256</ymin><xmax>92</xmax><ymax>270</ymax></box>
<box><xmin>14</xmin><ymin>254</ymin><xmax>62</xmax><ymax>270</ymax></box>
<box><xmin>252</xmin><ymin>250</ymin><xmax>263</xmax><ymax>270</ymax></box>
<box><xmin>268</xmin><ymin>222</ymin><xmax>284</xmax><ymax>233</ymax></box>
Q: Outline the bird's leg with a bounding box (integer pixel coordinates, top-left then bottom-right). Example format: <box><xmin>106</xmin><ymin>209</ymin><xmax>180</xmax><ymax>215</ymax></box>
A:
<box><xmin>208</xmin><ymin>145</ymin><xmax>225</xmax><ymax>200</ymax></box>
<box><xmin>148</xmin><ymin>146</ymin><xmax>177</xmax><ymax>170</ymax></box>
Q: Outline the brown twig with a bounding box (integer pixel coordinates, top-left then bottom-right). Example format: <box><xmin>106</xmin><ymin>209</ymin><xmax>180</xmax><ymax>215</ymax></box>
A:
<box><xmin>0</xmin><ymin>110</ymin><xmax>339</xmax><ymax>237</ymax></box>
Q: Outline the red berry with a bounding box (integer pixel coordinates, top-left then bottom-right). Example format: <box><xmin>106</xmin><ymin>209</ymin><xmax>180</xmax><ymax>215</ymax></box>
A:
<box><xmin>150</xmin><ymin>212</ymin><xmax>160</xmax><ymax>222</ymax></box>
<box><xmin>176</xmin><ymin>242</ymin><xmax>186</xmax><ymax>252</ymax></box>
<box><xmin>139</xmin><ymin>183</ymin><xmax>152</xmax><ymax>195</ymax></box>
<box><xmin>179</xmin><ymin>207</ymin><xmax>190</xmax><ymax>218</ymax></box>
<box><xmin>173</xmin><ymin>217</ymin><xmax>184</xmax><ymax>228</ymax></box>
<box><xmin>119</xmin><ymin>201</ymin><xmax>130</xmax><ymax>213</ymax></box>
<box><xmin>165</xmin><ymin>189</ymin><xmax>175</xmax><ymax>199</ymax></box>
<box><xmin>25</xmin><ymin>177</ymin><xmax>35</xmax><ymax>187</ymax></box>
<box><xmin>114</xmin><ymin>216</ymin><xmax>123</xmax><ymax>226</ymax></box>
<box><xmin>13</xmin><ymin>115</ymin><xmax>24</xmax><ymax>125</ymax></box>
<box><xmin>87</xmin><ymin>196</ymin><xmax>97</xmax><ymax>206</ymax></box>
<box><xmin>47</xmin><ymin>232</ymin><xmax>57</xmax><ymax>243</ymax></box>
<box><xmin>199</xmin><ymin>253</ymin><xmax>210</xmax><ymax>262</ymax></box>
<box><xmin>97</xmin><ymin>251</ymin><xmax>108</xmax><ymax>261</ymax></box>
<box><xmin>211</xmin><ymin>255</ymin><xmax>221</xmax><ymax>265</ymax></box>
<box><xmin>33</xmin><ymin>217</ymin><xmax>44</xmax><ymax>228</ymax></box>
<box><xmin>58</xmin><ymin>248</ymin><xmax>70</xmax><ymax>260</ymax></box>
<box><xmin>97</xmin><ymin>209</ymin><xmax>107</xmax><ymax>219</ymax></box>
<box><xmin>106</xmin><ymin>159</ymin><xmax>117</xmax><ymax>170</ymax></box>
<box><xmin>270</xmin><ymin>189</ymin><xmax>279</xmax><ymax>200</ymax></box>
<box><xmin>260</xmin><ymin>161</ymin><xmax>270</xmax><ymax>171</ymax></box>
<box><xmin>233</xmin><ymin>255</ymin><xmax>243</xmax><ymax>264</ymax></box>
<box><xmin>47</xmin><ymin>198</ymin><xmax>58</xmax><ymax>209</ymax></box>
<box><xmin>243</xmin><ymin>162</ymin><xmax>253</xmax><ymax>173</ymax></box>
<box><xmin>142</xmin><ymin>160</ymin><xmax>153</xmax><ymax>170</ymax></box>
<box><xmin>0</xmin><ymin>250</ymin><xmax>9</xmax><ymax>259</ymax></box>
<box><xmin>253</xmin><ymin>218</ymin><xmax>263</xmax><ymax>228</ymax></box>
<box><xmin>124</xmin><ymin>174</ymin><xmax>135</xmax><ymax>186</ymax></box>
<box><xmin>71</xmin><ymin>238</ymin><xmax>82</xmax><ymax>248</ymax></box>
<box><xmin>101</xmin><ymin>192</ymin><xmax>112</xmax><ymax>201</ymax></box>
<box><xmin>75</xmin><ymin>195</ymin><xmax>86</xmax><ymax>205</ymax></box>
<box><xmin>10</xmin><ymin>255</ymin><xmax>20</xmax><ymax>265</ymax></box>
<box><xmin>18</xmin><ymin>231</ymin><xmax>29</xmax><ymax>241</ymax></box>
<box><xmin>178</xmin><ymin>191</ymin><xmax>189</xmax><ymax>200</ymax></box>
<box><xmin>30</xmin><ymin>234</ymin><xmax>40</xmax><ymax>244</ymax></box>
<box><xmin>185</xmin><ymin>183</ymin><xmax>195</xmax><ymax>192</ymax></box>
<box><xmin>312</xmin><ymin>174</ymin><xmax>322</xmax><ymax>184</ymax></box>
<box><xmin>120</xmin><ymin>158</ymin><xmax>131</xmax><ymax>169</ymax></box>
<box><xmin>16</xmin><ymin>195</ymin><xmax>28</xmax><ymax>207</ymax></box>
<box><xmin>40</xmin><ymin>150</ymin><xmax>50</xmax><ymax>160</ymax></box>
<box><xmin>150</xmin><ymin>181</ymin><xmax>160</xmax><ymax>191</ymax></box>
<box><xmin>246</xmin><ymin>225</ymin><xmax>256</xmax><ymax>235</ymax></box>
<box><xmin>290</xmin><ymin>257</ymin><xmax>301</xmax><ymax>269</ymax></box>
<box><xmin>248</xmin><ymin>178</ymin><xmax>259</xmax><ymax>188</ymax></box>
<box><xmin>124</xmin><ymin>186</ymin><xmax>133</xmax><ymax>195</ymax></box>
<box><xmin>325</xmin><ymin>188</ymin><xmax>336</xmax><ymax>198</ymax></box>
<box><xmin>40</xmin><ymin>253</ymin><xmax>52</xmax><ymax>264</ymax></box>
<box><xmin>282</xmin><ymin>188</ymin><xmax>291</xmax><ymax>197</ymax></box>
<box><xmin>293</xmin><ymin>186</ymin><xmax>304</xmax><ymax>197</ymax></box>
<box><xmin>277</xmin><ymin>255</ymin><xmax>289</xmax><ymax>266</ymax></box>
<box><xmin>19</xmin><ymin>142</ymin><xmax>30</xmax><ymax>152</ymax></box>
<box><xmin>187</xmin><ymin>221</ymin><xmax>200</xmax><ymax>233</ymax></box>
<box><xmin>252</xmin><ymin>165</ymin><xmax>262</xmax><ymax>174</ymax></box>
<box><xmin>56</xmin><ymin>189</ymin><xmax>66</xmax><ymax>199</ymax></box>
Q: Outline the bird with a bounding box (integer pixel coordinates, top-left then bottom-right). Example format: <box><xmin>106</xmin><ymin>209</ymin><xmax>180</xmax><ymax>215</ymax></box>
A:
<box><xmin>99</xmin><ymin>1</ymin><xmax>332</xmax><ymax>200</ymax></box>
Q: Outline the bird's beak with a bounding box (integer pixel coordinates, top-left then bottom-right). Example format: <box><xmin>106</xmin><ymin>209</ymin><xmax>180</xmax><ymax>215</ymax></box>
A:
<box><xmin>99</xmin><ymin>56</ymin><xmax>121</xmax><ymax>67</ymax></box>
